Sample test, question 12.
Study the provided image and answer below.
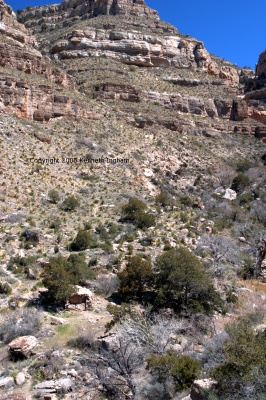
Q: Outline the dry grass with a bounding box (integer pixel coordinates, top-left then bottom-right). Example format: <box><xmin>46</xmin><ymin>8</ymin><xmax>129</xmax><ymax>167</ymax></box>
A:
<box><xmin>239</xmin><ymin>279</ymin><xmax>266</xmax><ymax>294</ymax></box>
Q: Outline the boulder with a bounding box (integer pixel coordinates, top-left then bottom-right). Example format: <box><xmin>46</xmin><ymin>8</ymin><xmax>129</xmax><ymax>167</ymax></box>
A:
<box><xmin>66</xmin><ymin>286</ymin><xmax>93</xmax><ymax>311</ymax></box>
<box><xmin>0</xmin><ymin>376</ymin><xmax>14</xmax><ymax>388</ymax></box>
<box><xmin>191</xmin><ymin>379</ymin><xmax>217</xmax><ymax>400</ymax></box>
<box><xmin>34</xmin><ymin>378</ymin><xmax>73</xmax><ymax>394</ymax></box>
<box><xmin>8</xmin><ymin>335</ymin><xmax>38</xmax><ymax>359</ymax></box>
<box><xmin>223</xmin><ymin>188</ymin><xmax>237</xmax><ymax>201</ymax></box>
<box><xmin>15</xmin><ymin>372</ymin><xmax>26</xmax><ymax>385</ymax></box>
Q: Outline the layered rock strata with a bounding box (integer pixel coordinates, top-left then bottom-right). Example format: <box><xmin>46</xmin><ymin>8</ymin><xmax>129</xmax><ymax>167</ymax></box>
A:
<box><xmin>49</xmin><ymin>28</ymin><xmax>239</xmax><ymax>86</ymax></box>
<box><xmin>94</xmin><ymin>82</ymin><xmax>233</xmax><ymax>118</ymax></box>
<box><xmin>0</xmin><ymin>0</ymin><xmax>90</xmax><ymax>120</ymax></box>
<box><xmin>18</xmin><ymin>0</ymin><xmax>159</xmax><ymax>30</ymax></box>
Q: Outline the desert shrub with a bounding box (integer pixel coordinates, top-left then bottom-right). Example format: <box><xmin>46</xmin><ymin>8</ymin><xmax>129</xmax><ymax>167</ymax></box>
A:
<box><xmin>147</xmin><ymin>350</ymin><xmax>200</xmax><ymax>391</ymax></box>
<box><xmin>48</xmin><ymin>216</ymin><xmax>61</xmax><ymax>230</ymax></box>
<box><xmin>94</xmin><ymin>274</ymin><xmax>120</xmax><ymax>297</ymax></box>
<box><xmin>118</xmin><ymin>255</ymin><xmax>154</xmax><ymax>301</ymax></box>
<box><xmin>20</xmin><ymin>228</ymin><xmax>39</xmax><ymax>247</ymax></box>
<box><xmin>213</xmin><ymin>217</ymin><xmax>234</xmax><ymax>232</ymax></box>
<box><xmin>70</xmin><ymin>229</ymin><xmax>97</xmax><ymax>251</ymax></box>
<box><xmin>231</xmin><ymin>173</ymin><xmax>250</xmax><ymax>193</ymax></box>
<box><xmin>211</xmin><ymin>317</ymin><xmax>266</xmax><ymax>399</ymax></box>
<box><xmin>0</xmin><ymin>308</ymin><xmax>41</xmax><ymax>343</ymax></box>
<box><xmin>107</xmin><ymin>222</ymin><xmax>118</xmax><ymax>238</ymax></box>
<box><xmin>95</xmin><ymin>223</ymin><xmax>109</xmax><ymax>240</ymax></box>
<box><xmin>238</xmin><ymin>192</ymin><xmax>254</xmax><ymax>206</ymax></box>
<box><xmin>122</xmin><ymin>197</ymin><xmax>155</xmax><ymax>229</ymax></box>
<box><xmin>155</xmin><ymin>247</ymin><xmax>223</xmax><ymax>314</ymax></box>
<box><xmin>7</xmin><ymin>255</ymin><xmax>38</xmax><ymax>274</ymax></box>
<box><xmin>135</xmin><ymin>212</ymin><xmax>156</xmax><ymax>229</ymax></box>
<box><xmin>155</xmin><ymin>191</ymin><xmax>173</xmax><ymax>208</ymax></box>
<box><xmin>30</xmin><ymin>349</ymin><xmax>65</xmax><ymax>381</ymax></box>
<box><xmin>237</xmin><ymin>255</ymin><xmax>255</xmax><ymax>279</ymax></box>
<box><xmin>88</xmin><ymin>257</ymin><xmax>98</xmax><ymax>267</ymax></box>
<box><xmin>41</xmin><ymin>256</ymin><xmax>75</xmax><ymax>304</ymax></box>
<box><xmin>179</xmin><ymin>195</ymin><xmax>193</xmax><ymax>207</ymax></box>
<box><xmin>105</xmin><ymin>303</ymin><xmax>137</xmax><ymax>332</ymax></box>
<box><xmin>66</xmin><ymin>253</ymin><xmax>96</xmax><ymax>283</ymax></box>
<box><xmin>48</xmin><ymin>189</ymin><xmax>60</xmax><ymax>204</ymax></box>
<box><xmin>61</xmin><ymin>195</ymin><xmax>80</xmax><ymax>211</ymax></box>
<box><xmin>101</xmin><ymin>239</ymin><xmax>113</xmax><ymax>253</ymax></box>
<box><xmin>122</xmin><ymin>197</ymin><xmax>147</xmax><ymax>221</ymax></box>
<box><xmin>0</xmin><ymin>281</ymin><xmax>12</xmax><ymax>295</ymax></box>
<box><xmin>83</xmin><ymin>221</ymin><xmax>92</xmax><ymax>230</ymax></box>
<box><xmin>225</xmin><ymin>288</ymin><xmax>238</xmax><ymax>304</ymax></box>
<box><xmin>67</xmin><ymin>327</ymin><xmax>97</xmax><ymax>349</ymax></box>
<box><xmin>236</xmin><ymin>158</ymin><xmax>254</xmax><ymax>172</ymax></box>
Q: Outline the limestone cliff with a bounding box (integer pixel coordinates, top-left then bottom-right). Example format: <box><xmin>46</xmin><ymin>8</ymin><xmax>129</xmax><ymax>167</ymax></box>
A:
<box><xmin>0</xmin><ymin>0</ymin><xmax>265</xmax><ymax>138</ymax></box>
<box><xmin>0</xmin><ymin>0</ymin><xmax>91</xmax><ymax>120</ymax></box>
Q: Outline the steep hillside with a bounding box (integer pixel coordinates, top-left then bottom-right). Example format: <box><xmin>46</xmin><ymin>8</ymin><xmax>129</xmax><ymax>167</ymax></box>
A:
<box><xmin>0</xmin><ymin>1</ymin><xmax>265</xmax><ymax>400</ymax></box>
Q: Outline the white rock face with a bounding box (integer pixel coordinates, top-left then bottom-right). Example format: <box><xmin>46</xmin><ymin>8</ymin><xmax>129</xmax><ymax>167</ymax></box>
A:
<box><xmin>16</xmin><ymin>372</ymin><xmax>26</xmax><ymax>385</ymax></box>
<box><xmin>223</xmin><ymin>188</ymin><xmax>237</xmax><ymax>200</ymax></box>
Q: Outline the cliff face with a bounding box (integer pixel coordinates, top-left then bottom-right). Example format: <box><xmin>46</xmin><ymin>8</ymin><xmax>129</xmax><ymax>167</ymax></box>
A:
<box><xmin>0</xmin><ymin>0</ymin><xmax>38</xmax><ymax>47</ymax></box>
<box><xmin>18</xmin><ymin>0</ymin><xmax>159</xmax><ymax>25</ymax></box>
<box><xmin>0</xmin><ymin>0</ymin><xmax>265</xmax><ymax>139</ymax></box>
<box><xmin>0</xmin><ymin>0</ymin><xmax>93</xmax><ymax>120</ymax></box>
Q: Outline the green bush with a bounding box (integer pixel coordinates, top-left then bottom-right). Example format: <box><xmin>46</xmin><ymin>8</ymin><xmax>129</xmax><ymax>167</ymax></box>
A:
<box><xmin>118</xmin><ymin>255</ymin><xmax>154</xmax><ymax>300</ymax></box>
<box><xmin>7</xmin><ymin>255</ymin><xmax>38</xmax><ymax>274</ymax></box>
<box><xmin>122</xmin><ymin>198</ymin><xmax>155</xmax><ymax>229</ymax></box>
<box><xmin>236</xmin><ymin>158</ymin><xmax>253</xmax><ymax>172</ymax></box>
<box><xmin>66</xmin><ymin>253</ymin><xmax>95</xmax><ymax>284</ymax></box>
<box><xmin>211</xmin><ymin>317</ymin><xmax>266</xmax><ymax>399</ymax></box>
<box><xmin>180</xmin><ymin>195</ymin><xmax>193</xmax><ymax>207</ymax></box>
<box><xmin>231</xmin><ymin>173</ymin><xmax>250</xmax><ymax>193</ymax></box>
<box><xmin>122</xmin><ymin>197</ymin><xmax>147</xmax><ymax>221</ymax></box>
<box><xmin>147</xmin><ymin>350</ymin><xmax>200</xmax><ymax>391</ymax></box>
<box><xmin>61</xmin><ymin>195</ymin><xmax>80</xmax><ymax>211</ymax></box>
<box><xmin>70</xmin><ymin>229</ymin><xmax>96</xmax><ymax>251</ymax></box>
<box><xmin>20</xmin><ymin>229</ymin><xmax>39</xmax><ymax>247</ymax></box>
<box><xmin>155</xmin><ymin>247</ymin><xmax>223</xmax><ymax>314</ymax></box>
<box><xmin>135</xmin><ymin>212</ymin><xmax>156</xmax><ymax>229</ymax></box>
<box><xmin>48</xmin><ymin>189</ymin><xmax>60</xmax><ymax>204</ymax></box>
<box><xmin>238</xmin><ymin>192</ymin><xmax>254</xmax><ymax>206</ymax></box>
<box><xmin>41</xmin><ymin>256</ymin><xmax>75</xmax><ymax>304</ymax></box>
<box><xmin>48</xmin><ymin>216</ymin><xmax>61</xmax><ymax>230</ymax></box>
<box><xmin>155</xmin><ymin>191</ymin><xmax>173</xmax><ymax>208</ymax></box>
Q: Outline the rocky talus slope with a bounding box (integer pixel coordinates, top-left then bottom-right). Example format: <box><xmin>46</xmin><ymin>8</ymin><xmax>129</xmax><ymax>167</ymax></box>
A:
<box><xmin>0</xmin><ymin>1</ymin><xmax>266</xmax><ymax>400</ymax></box>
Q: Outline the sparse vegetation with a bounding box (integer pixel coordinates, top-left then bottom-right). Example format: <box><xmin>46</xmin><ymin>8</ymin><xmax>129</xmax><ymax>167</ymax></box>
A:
<box><xmin>61</xmin><ymin>195</ymin><xmax>80</xmax><ymax>211</ymax></box>
<box><xmin>0</xmin><ymin>308</ymin><xmax>41</xmax><ymax>343</ymax></box>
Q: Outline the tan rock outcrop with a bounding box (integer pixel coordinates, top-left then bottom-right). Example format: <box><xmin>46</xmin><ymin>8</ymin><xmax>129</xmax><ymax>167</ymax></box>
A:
<box><xmin>0</xmin><ymin>0</ymin><xmax>38</xmax><ymax>47</ymax></box>
<box><xmin>0</xmin><ymin>0</ymin><xmax>91</xmax><ymax>121</ymax></box>
<box><xmin>94</xmin><ymin>82</ymin><xmax>233</xmax><ymax>118</ymax></box>
<box><xmin>0</xmin><ymin>74</ymin><xmax>88</xmax><ymax>120</ymax></box>
<box><xmin>65</xmin><ymin>286</ymin><xmax>93</xmax><ymax>311</ymax></box>
<box><xmin>8</xmin><ymin>335</ymin><xmax>38</xmax><ymax>359</ymax></box>
<box><xmin>50</xmin><ymin>28</ymin><xmax>238</xmax><ymax>84</ymax></box>
<box><xmin>19</xmin><ymin>0</ymin><xmax>159</xmax><ymax>30</ymax></box>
